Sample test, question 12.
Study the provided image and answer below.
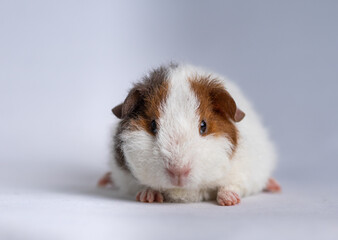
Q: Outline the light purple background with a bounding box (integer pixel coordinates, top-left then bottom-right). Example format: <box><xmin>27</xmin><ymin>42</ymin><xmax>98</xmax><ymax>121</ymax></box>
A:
<box><xmin>1</xmin><ymin>1</ymin><xmax>337</xmax><ymax>240</ymax></box>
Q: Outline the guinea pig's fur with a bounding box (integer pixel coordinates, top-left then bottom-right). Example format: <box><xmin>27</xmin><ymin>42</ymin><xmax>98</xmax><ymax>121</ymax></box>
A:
<box><xmin>108</xmin><ymin>64</ymin><xmax>278</xmax><ymax>205</ymax></box>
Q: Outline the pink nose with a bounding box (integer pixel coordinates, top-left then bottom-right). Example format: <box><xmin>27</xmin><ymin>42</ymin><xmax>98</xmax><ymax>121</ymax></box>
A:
<box><xmin>166</xmin><ymin>166</ymin><xmax>191</xmax><ymax>187</ymax></box>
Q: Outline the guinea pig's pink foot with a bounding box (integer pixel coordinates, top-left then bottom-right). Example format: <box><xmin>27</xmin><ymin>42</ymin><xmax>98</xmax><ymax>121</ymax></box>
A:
<box><xmin>97</xmin><ymin>172</ymin><xmax>113</xmax><ymax>187</ymax></box>
<box><xmin>217</xmin><ymin>189</ymin><xmax>241</xmax><ymax>206</ymax></box>
<box><xmin>136</xmin><ymin>188</ymin><xmax>164</xmax><ymax>203</ymax></box>
<box><xmin>263</xmin><ymin>178</ymin><xmax>281</xmax><ymax>193</ymax></box>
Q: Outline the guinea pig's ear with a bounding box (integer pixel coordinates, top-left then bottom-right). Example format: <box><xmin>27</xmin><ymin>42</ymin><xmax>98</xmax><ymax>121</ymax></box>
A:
<box><xmin>112</xmin><ymin>103</ymin><xmax>123</xmax><ymax>119</ymax></box>
<box><xmin>234</xmin><ymin>107</ymin><xmax>245</xmax><ymax>122</ymax></box>
<box><xmin>211</xmin><ymin>87</ymin><xmax>245</xmax><ymax>122</ymax></box>
<box><xmin>112</xmin><ymin>87</ymin><xmax>144</xmax><ymax>119</ymax></box>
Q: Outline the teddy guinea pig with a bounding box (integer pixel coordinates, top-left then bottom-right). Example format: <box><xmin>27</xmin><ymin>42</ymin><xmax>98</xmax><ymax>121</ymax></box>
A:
<box><xmin>98</xmin><ymin>63</ymin><xmax>281</xmax><ymax>206</ymax></box>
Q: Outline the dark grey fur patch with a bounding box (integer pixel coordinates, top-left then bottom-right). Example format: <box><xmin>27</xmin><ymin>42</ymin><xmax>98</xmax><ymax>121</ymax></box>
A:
<box><xmin>113</xmin><ymin>120</ymin><xmax>129</xmax><ymax>171</ymax></box>
<box><xmin>113</xmin><ymin>63</ymin><xmax>176</xmax><ymax>172</ymax></box>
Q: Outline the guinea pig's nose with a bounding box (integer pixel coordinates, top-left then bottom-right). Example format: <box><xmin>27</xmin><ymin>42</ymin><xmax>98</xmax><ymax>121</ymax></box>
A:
<box><xmin>166</xmin><ymin>166</ymin><xmax>191</xmax><ymax>187</ymax></box>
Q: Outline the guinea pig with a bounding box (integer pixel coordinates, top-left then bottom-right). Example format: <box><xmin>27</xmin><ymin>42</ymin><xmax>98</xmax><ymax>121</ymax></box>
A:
<box><xmin>99</xmin><ymin>63</ymin><xmax>281</xmax><ymax>206</ymax></box>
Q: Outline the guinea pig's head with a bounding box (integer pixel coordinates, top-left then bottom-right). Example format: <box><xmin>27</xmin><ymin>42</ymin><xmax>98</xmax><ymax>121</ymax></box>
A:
<box><xmin>113</xmin><ymin>65</ymin><xmax>245</xmax><ymax>190</ymax></box>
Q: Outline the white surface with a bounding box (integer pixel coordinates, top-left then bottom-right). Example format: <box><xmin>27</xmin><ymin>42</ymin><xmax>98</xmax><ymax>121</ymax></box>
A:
<box><xmin>1</xmin><ymin>159</ymin><xmax>338</xmax><ymax>240</ymax></box>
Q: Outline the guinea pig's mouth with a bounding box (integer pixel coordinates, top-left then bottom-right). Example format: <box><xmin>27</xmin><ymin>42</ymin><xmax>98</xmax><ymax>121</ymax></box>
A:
<box><xmin>165</xmin><ymin>165</ymin><xmax>191</xmax><ymax>187</ymax></box>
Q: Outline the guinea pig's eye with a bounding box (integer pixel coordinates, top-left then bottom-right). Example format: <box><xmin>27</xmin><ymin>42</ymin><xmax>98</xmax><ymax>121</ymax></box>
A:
<box><xmin>150</xmin><ymin>120</ymin><xmax>157</xmax><ymax>134</ymax></box>
<box><xmin>200</xmin><ymin>120</ymin><xmax>207</xmax><ymax>135</ymax></box>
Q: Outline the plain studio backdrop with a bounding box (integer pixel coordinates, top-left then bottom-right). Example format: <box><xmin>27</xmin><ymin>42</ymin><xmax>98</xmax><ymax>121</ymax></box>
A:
<box><xmin>1</xmin><ymin>1</ymin><xmax>337</xmax><ymax>240</ymax></box>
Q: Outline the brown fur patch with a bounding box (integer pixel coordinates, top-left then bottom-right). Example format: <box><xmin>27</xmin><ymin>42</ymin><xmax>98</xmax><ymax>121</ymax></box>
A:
<box><xmin>190</xmin><ymin>76</ymin><xmax>239</xmax><ymax>153</ymax></box>
<box><xmin>126</xmin><ymin>67</ymin><xmax>170</xmax><ymax>135</ymax></box>
<box><xmin>113</xmin><ymin>65</ymin><xmax>172</xmax><ymax>171</ymax></box>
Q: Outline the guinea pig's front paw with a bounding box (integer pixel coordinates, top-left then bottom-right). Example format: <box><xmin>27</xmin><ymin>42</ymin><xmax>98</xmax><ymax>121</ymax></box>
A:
<box><xmin>136</xmin><ymin>188</ymin><xmax>164</xmax><ymax>203</ymax></box>
<box><xmin>217</xmin><ymin>189</ymin><xmax>241</xmax><ymax>206</ymax></box>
